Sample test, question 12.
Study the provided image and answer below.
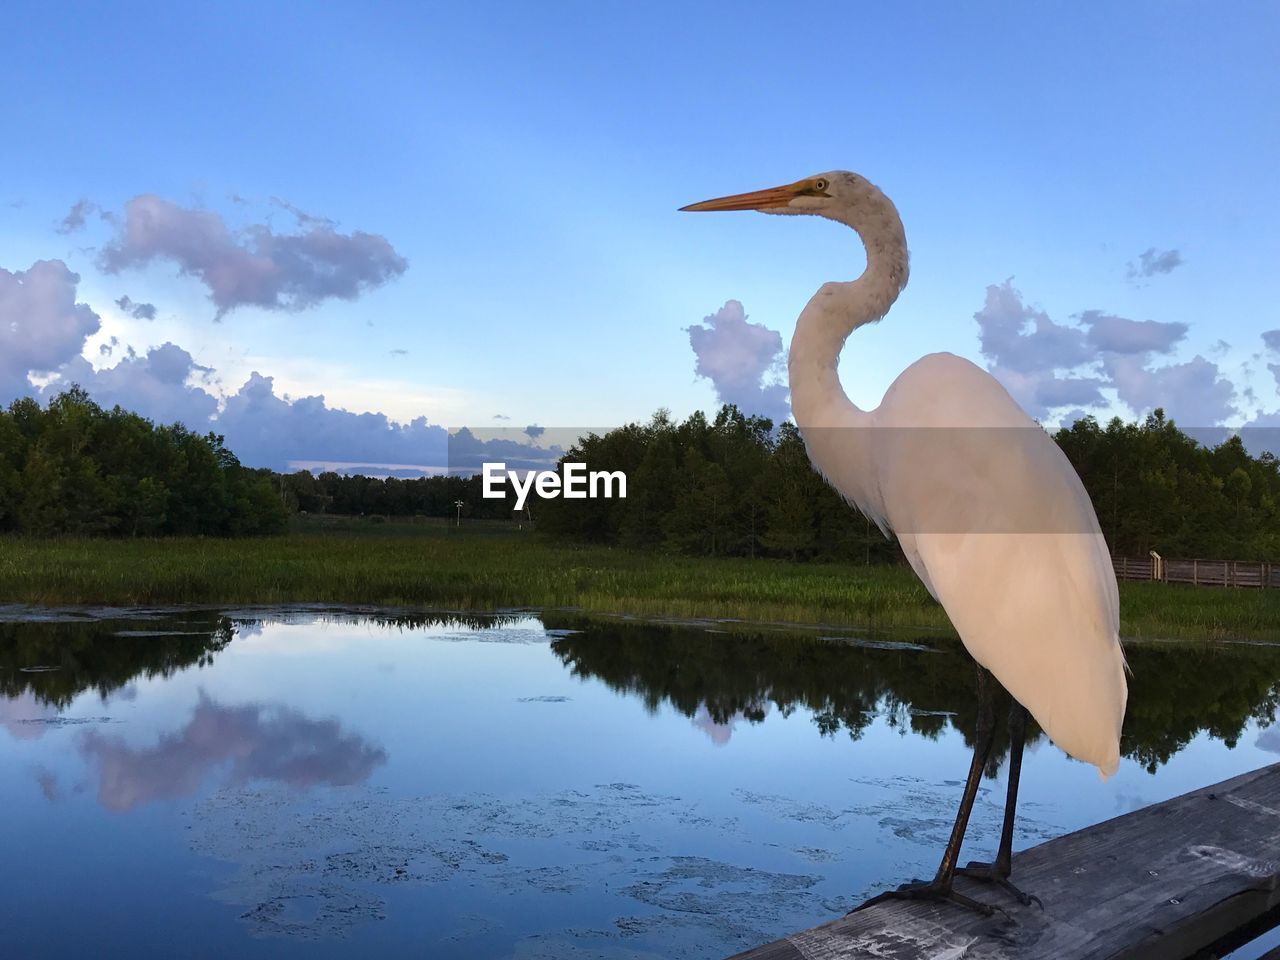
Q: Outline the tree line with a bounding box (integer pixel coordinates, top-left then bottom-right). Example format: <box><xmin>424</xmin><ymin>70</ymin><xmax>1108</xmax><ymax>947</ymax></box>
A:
<box><xmin>535</xmin><ymin>406</ymin><xmax>1280</xmax><ymax>562</ymax></box>
<box><xmin>3</xmin><ymin>389</ymin><xmax>1277</xmax><ymax>560</ymax></box>
<box><xmin>0</xmin><ymin>388</ymin><xmax>286</xmax><ymax>536</ymax></box>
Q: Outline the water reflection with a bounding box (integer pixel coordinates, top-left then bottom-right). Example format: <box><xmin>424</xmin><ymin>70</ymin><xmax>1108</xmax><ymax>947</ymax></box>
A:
<box><xmin>79</xmin><ymin>692</ymin><xmax>388</xmax><ymax>811</ymax></box>
<box><xmin>5</xmin><ymin>611</ymin><xmax>1280</xmax><ymax>778</ymax></box>
<box><xmin>4</xmin><ymin>608</ymin><xmax>1280</xmax><ymax>959</ymax></box>
<box><xmin>692</xmin><ymin>701</ymin><xmax>771</xmax><ymax>746</ymax></box>
<box><xmin>545</xmin><ymin>619</ymin><xmax>1280</xmax><ymax>774</ymax></box>
<box><xmin>0</xmin><ymin>690</ymin><xmax>60</xmax><ymax>739</ymax></box>
<box><xmin>0</xmin><ymin>613</ymin><xmax>235</xmax><ymax>707</ymax></box>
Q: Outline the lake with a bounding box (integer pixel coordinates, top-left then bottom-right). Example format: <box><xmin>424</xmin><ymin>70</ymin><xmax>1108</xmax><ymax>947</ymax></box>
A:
<box><xmin>3</xmin><ymin>606</ymin><xmax>1280</xmax><ymax>959</ymax></box>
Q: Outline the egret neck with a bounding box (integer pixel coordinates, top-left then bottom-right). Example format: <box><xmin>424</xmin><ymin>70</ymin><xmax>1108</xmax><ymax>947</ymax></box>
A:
<box><xmin>786</xmin><ymin>196</ymin><xmax>909</xmax><ymax>525</ymax></box>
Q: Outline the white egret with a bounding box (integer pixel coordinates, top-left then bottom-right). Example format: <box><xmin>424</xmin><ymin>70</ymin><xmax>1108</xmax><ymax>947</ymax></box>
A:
<box><xmin>681</xmin><ymin>172</ymin><xmax>1127</xmax><ymax>914</ymax></box>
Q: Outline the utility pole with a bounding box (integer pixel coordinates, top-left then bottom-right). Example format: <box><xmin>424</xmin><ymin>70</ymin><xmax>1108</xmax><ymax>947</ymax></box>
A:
<box><xmin>454</xmin><ymin>499</ymin><xmax>464</xmax><ymax>527</ymax></box>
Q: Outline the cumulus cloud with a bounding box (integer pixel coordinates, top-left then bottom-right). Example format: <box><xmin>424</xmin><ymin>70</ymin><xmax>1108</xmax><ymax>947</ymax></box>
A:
<box><xmin>389</xmin><ymin>348</ymin><xmax>408</xmax><ymax>356</ymax></box>
<box><xmin>1263</xmin><ymin>330</ymin><xmax>1280</xmax><ymax>354</ymax></box>
<box><xmin>688</xmin><ymin>300</ymin><xmax>790</xmax><ymax>425</ymax></box>
<box><xmin>79</xmin><ymin>693</ymin><xmax>387</xmax><ymax>812</ymax></box>
<box><xmin>974</xmin><ymin>283</ymin><xmax>1105</xmax><ymax>416</ymax></box>
<box><xmin>18</xmin><ymin>344</ymin><xmax>549</xmax><ymax>477</ymax></box>
<box><xmin>2</xmin><ymin>257</ymin><xmax>566</xmax><ymax>474</ymax></box>
<box><xmin>1081</xmin><ymin>310</ymin><xmax>1187</xmax><ymax>354</ymax></box>
<box><xmin>1102</xmin><ymin>354</ymin><xmax>1236</xmax><ymax>425</ymax></box>
<box><xmin>975</xmin><ymin>280</ymin><xmax>1235</xmax><ymax>424</ymax></box>
<box><xmin>215</xmin><ymin>373</ymin><xmax>450</xmax><ymax>471</ymax></box>
<box><xmin>524</xmin><ymin>424</ymin><xmax>545</xmax><ymax>440</ymax></box>
<box><xmin>447</xmin><ymin>426</ymin><xmax>567</xmax><ymax>476</ymax></box>
<box><xmin>115</xmin><ymin>294</ymin><xmax>157</xmax><ymax>320</ymax></box>
<box><xmin>0</xmin><ymin>259</ymin><xmax>101</xmax><ymax>401</ymax></box>
<box><xmin>57</xmin><ymin>199</ymin><xmax>98</xmax><ymax>234</ymax></box>
<box><xmin>1126</xmin><ymin>247</ymin><xmax>1184</xmax><ymax>281</ymax></box>
<box><xmin>98</xmin><ymin>195</ymin><xmax>408</xmax><ymax>317</ymax></box>
<box><xmin>47</xmin><ymin>343</ymin><xmax>219</xmax><ymax>429</ymax></box>
<box><xmin>976</xmin><ymin>282</ymin><xmax>1094</xmax><ymax>374</ymax></box>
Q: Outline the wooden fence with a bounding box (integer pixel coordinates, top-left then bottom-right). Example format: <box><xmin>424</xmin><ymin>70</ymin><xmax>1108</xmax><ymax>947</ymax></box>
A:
<box><xmin>1114</xmin><ymin>553</ymin><xmax>1279</xmax><ymax>588</ymax></box>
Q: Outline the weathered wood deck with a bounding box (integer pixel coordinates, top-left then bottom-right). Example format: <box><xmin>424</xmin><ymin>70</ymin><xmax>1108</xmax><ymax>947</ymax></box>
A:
<box><xmin>728</xmin><ymin>763</ymin><xmax>1280</xmax><ymax>960</ymax></box>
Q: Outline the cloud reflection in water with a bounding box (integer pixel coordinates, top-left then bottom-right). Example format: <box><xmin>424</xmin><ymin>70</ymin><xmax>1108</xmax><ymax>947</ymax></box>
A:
<box><xmin>79</xmin><ymin>692</ymin><xmax>387</xmax><ymax>811</ymax></box>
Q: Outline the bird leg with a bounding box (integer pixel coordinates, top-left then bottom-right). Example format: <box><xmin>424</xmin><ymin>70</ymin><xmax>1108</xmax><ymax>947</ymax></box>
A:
<box><xmin>956</xmin><ymin>700</ymin><xmax>1043</xmax><ymax>908</ymax></box>
<box><xmin>852</xmin><ymin>666</ymin><xmax>1001</xmax><ymax>918</ymax></box>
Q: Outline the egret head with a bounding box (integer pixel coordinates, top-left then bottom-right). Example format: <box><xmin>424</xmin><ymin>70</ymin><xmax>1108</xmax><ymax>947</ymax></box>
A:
<box><xmin>680</xmin><ymin>171</ymin><xmax>883</xmax><ymax>218</ymax></box>
<box><xmin>681</xmin><ymin>170</ymin><xmax>907</xmax><ymax>274</ymax></box>
<box><xmin>682</xmin><ymin>170</ymin><xmax>908</xmax><ymax>291</ymax></box>
<box><xmin>680</xmin><ymin>170</ymin><xmax>906</xmax><ymax>248</ymax></box>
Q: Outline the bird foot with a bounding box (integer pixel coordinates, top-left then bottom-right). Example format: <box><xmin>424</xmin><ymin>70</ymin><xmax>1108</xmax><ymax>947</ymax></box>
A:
<box><xmin>956</xmin><ymin>861</ymin><xmax>1043</xmax><ymax>909</ymax></box>
<box><xmin>849</xmin><ymin>878</ymin><xmax>1007</xmax><ymax>919</ymax></box>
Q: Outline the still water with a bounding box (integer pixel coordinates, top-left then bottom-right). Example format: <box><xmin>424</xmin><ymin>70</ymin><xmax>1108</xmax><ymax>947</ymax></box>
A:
<box><xmin>3</xmin><ymin>606</ymin><xmax>1280</xmax><ymax>959</ymax></box>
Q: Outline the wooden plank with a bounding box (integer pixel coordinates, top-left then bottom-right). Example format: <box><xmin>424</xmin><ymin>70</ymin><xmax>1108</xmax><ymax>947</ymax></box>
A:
<box><xmin>727</xmin><ymin>763</ymin><xmax>1280</xmax><ymax>960</ymax></box>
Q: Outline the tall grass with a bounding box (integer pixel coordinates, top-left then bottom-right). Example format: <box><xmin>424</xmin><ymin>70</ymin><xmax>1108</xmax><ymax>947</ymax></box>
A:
<box><xmin>2</xmin><ymin>522</ymin><xmax>1277</xmax><ymax>640</ymax></box>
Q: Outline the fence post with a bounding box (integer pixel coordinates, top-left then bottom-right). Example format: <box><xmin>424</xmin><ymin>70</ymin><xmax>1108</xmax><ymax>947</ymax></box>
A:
<box><xmin>1193</xmin><ymin>559</ymin><xmax>1199</xmax><ymax>586</ymax></box>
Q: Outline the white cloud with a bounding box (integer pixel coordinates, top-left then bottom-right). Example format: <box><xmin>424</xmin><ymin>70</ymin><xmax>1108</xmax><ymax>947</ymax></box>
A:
<box><xmin>98</xmin><ymin>195</ymin><xmax>408</xmax><ymax>318</ymax></box>
<box><xmin>49</xmin><ymin>344</ymin><xmax>219</xmax><ymax>429</ymax></box>
<box><xmin>1102</xmin><ymin>354</ymin><xmax>1236</xmax><ymax>426</ymax></box>
<box><xmin>1081</xmin><ymin>311</ymin><xmax>1187</xmax><ymax>354</ymax></box>
<box><xmin>0</xmin><ymin>259</ymin><xmax>101</xmax><ymax>401</ymax></box>
<box><xmin>974</xmin><ymin>280</ymin><xmax>1236</xmax><ymax>425</ymax></box>
<box><xmin>2</xmin><ymin>257</ymin><xmax>473</xmax><ymax>472</ymax></box>
<box><xmin>687</xmin><ymin>300</ymin><xmax>789</xmax><ymax>425</ymax></box>
<box><xmin>975</xmin><ymin>282</ymin><xmax>1093</xmax><ymax>375</ymax></box>
<box><xmin>215</xmin><ymin>372</ymin><xmax>450</xmax><ymax>470</ymax></box>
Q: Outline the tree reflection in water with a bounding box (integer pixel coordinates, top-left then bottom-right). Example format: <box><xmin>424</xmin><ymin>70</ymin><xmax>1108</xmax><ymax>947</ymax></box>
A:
<box><xmin>1</xmin><ymin>613</ymin><xmax>388</xmax><ymax>808</ymax></box>
<box><xmin>4</xmin><ymin>610</ymin><xmax>1280</xmax><ymax>787</ymax></box>
<box><xmin>546</xmin><ymin>618</ymin><xmax>1280</xmax><ymax>774</ymax></box>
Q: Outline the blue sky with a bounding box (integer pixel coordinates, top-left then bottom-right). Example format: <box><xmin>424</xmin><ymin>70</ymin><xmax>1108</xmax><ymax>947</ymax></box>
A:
<box><xmin>2</xmin><ymin>1</ymin><xmax>1278</xmax><ymax>469</ymax></box>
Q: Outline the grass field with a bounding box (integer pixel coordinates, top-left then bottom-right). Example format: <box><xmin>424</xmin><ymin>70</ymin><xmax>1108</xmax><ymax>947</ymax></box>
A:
<box><xmin>2</xmin><ymin>518</ymin><xmax>1278</xmax><ymax>641</ymax></box>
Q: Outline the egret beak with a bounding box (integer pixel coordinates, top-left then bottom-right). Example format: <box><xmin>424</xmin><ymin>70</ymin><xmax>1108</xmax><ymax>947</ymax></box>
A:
<box><xmin>679</xmin><ymin>181</ymin><xmax>801</xmax><ymax>212</ymax></box>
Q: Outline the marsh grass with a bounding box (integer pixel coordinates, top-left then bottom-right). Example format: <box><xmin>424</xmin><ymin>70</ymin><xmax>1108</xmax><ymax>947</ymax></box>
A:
<box><xmin>2</xmin><ymin>520</ymin><xmax>1277</xmax><ymax>641</ymax></box>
